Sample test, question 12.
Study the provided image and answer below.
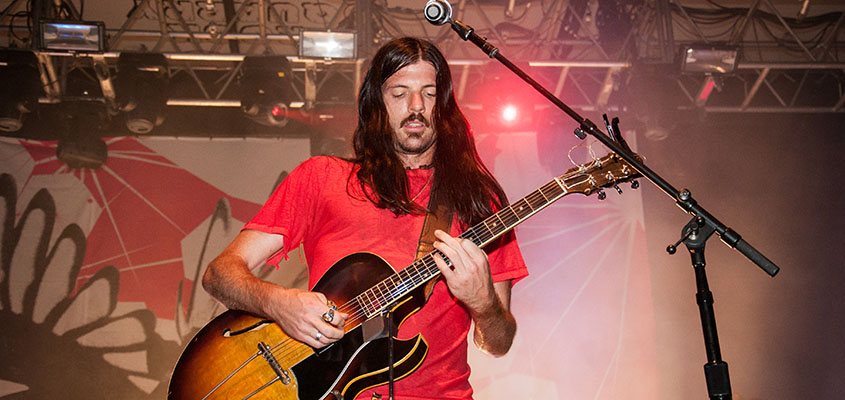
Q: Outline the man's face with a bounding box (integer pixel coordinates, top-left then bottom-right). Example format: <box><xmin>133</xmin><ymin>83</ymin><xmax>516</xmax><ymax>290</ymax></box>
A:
<box><xmin>382</xmin><ymin>60</ymin><xmax>438</xmax><ymax>159</ymax></box>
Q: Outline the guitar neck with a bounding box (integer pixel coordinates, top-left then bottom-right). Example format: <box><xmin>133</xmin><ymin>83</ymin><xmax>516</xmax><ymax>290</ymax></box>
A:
<box><xmin>459</xmin><ymin>178</ymin><xmax>569</xmax><ymax>248</ymax></box>
<box><xmin>356</xmin><ymin>177</ymin><xmax>570</xmax><ymax>319</ymax></box>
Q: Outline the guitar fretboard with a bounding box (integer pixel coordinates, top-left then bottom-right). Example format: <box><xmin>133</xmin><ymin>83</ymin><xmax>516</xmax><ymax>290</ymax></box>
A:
<box><xmin>356</xmin><ymin>177</ymin><xmax>571</xmax><ymax>318</ymax></box>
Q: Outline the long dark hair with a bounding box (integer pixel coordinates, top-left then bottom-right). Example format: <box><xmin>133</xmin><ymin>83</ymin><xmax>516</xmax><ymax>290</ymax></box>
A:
<box><xmin>352</xmin><ymin>37</ymin><xmax>507</xmax><ymax>226</ymax></box>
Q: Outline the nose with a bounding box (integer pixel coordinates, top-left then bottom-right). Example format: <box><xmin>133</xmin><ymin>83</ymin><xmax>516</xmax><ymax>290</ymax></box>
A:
<box><xmin>409</xmin><ymin>92</ymin><xmax>425</xmax><ymax>113</ymax></box>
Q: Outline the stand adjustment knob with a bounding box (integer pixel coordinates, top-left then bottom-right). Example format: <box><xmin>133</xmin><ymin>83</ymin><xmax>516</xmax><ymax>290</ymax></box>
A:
<box><xmin>573</xmin><ymin>127</ymin><xmax>587</xmax><ymax>139</ymax></box>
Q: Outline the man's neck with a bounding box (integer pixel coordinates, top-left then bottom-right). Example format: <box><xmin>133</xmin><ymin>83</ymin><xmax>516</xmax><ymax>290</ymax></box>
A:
<box><xmin>397</xmin><ymin>152</ymin><xmax>434</xmax><ymax>170</ymax></box>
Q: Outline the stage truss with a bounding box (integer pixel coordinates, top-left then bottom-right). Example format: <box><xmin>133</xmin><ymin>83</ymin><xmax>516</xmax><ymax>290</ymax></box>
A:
<box><xmin>1</xmin><ymin>0</ymin><xmax>844</xmax><ymax>138</ymax></box>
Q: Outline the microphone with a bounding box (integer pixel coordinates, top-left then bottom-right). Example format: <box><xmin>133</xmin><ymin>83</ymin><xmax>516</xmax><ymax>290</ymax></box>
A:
<box><xmin>424</xmin><ymin>0</ymin><xmax>452</xmax><ymax>25</ymax></box>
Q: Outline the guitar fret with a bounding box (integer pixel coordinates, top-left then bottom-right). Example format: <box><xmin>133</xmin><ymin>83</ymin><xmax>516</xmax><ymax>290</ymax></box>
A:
<box><xmin>397</xmin><ymin>269</ymin><xmax>410</xmax><ymax>290</ymax></box>
<box><xmin>377</xmin><ymin>281</ymin><xmax>390</xmax><ymax>304</ymax></box>
<box><xmin>536</xmin><ymin>187</ymin><xmax>550</xmax><ymax>202</ymax></box>
<box><xmin>460</xmin><ymin>228</ymin><xmax>482</xmax><ymax>246</ymax></box>
<box><xmin>492</xmin><ymin>213</ymin><xmax>505</xmax><ymax>233</ymax></box>
<box><xmin>503</xmin><ymin>206</ymin><xmax>520</xmax><ymax>225</ymax></box>
<box><xmin>547</xmin><ymin>181</ymin><xmax>565</xmax><ymax>197</ymax></box>
<box><xmin>515</xmin><ymin>198</ymin><xmax>533</xmax><ymax>216</ymax></box>
<box><xmin>426</xmin><ymin>256</ymin><xmax>439</xmax><ymax>275</ymax></box>
<box><xmin>418</xmin><ymin>259</ymin><xmax>433</xmax><ymax>279</ymax></box>
<box><xmin>530</xmin><ymin>190</ymin><xmax>549</xmax><ymax>208</ymax></box>
<box><xmin>373</xmin><ymin>284</ymin><xmax>385</xmax><ymax>310</ymax></box>
<box><xmin>362</xmin><ymin>290</ymin><xmax>375</xmax><ymax>316</ymax></box>
<box><xmin>479</xmin><ymin>220</ymin><xmax>495</xmax><ymax>241</ymax></box>
<box><xmin>387</xmin><ymin>275</ymin><xmax>399</xmax><ymax>299</ymax></box>
<box><xmin>353</xmin><ymin>296</ymin><xmax>365</xmax><ymax>317</ymax></box>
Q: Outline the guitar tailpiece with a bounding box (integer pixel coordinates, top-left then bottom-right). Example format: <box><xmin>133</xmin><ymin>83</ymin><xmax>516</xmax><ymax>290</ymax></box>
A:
<box><xmin>258</xmin><ymin>341</ymin><xmax>292</xmax><ymax>385</ymax></box>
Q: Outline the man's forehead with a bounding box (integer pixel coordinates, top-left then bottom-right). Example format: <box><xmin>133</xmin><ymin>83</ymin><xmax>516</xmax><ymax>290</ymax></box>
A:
<box><xmin>384</xmin><ymin>61</ymin><xmax>437</xmax><ymax>87</ymax></box>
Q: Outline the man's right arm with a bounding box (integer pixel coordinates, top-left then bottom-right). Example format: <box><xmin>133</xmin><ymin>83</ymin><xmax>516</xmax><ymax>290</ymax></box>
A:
<box><xmin>202</xmin><ymin>229</ymin><xmax>346</xmax><ymax>348</ymax></box>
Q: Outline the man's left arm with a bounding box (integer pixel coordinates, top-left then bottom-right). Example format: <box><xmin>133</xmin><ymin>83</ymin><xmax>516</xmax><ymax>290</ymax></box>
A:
<box><xmin>433</xmin><ymin>230</ymin><xmax>517</xmax><ymax>357</ymax></box>
<box><xmin>470</xmin><ymin>280</ymin><xmax>516</xmax><ymax>356</ymax></box>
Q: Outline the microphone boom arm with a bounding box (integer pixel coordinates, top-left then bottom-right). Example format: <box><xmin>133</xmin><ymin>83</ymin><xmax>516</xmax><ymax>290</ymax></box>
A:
<box><xmin>443</xmin><ymin>16</ymin><xmax>780</xmax><ymax>278</ymax></box>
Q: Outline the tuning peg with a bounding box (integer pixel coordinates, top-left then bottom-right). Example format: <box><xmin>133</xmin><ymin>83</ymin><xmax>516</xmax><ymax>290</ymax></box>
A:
<box><xmin>631</xmin><ymin>180</ymin><xmax>639</xmax><ymax>189</ymax></box>
<box><xmin>613</xmin><ymin>184</ymin><xmax>623</xmax><ymax>195</ymax></box>
<box><xmin>597</xmin><ymin>189</ymin><xmax>607</xmax><ymax>200</ymax></box>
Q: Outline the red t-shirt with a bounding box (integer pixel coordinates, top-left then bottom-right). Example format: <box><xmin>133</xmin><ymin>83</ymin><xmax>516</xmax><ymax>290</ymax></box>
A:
<box><xmin>245</xmin><ymin>156</ymin><xmax>528</xmax><ymax>399</ymax></box>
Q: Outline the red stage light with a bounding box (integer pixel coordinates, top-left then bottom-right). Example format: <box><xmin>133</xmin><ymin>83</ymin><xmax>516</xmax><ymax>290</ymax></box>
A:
<box><xmin>501</xmin><ymin>104</ymin><xmax>518</xmax><ymax>123</ymax></box>
<box><xmin>271</xmin><ymin>105</ymin><xmax>283</xmax><ymax>117</ymax></box>
<box><xmin>697</xmin><ymin>78</ymin><xmax>717</xmax><ymax>103</ymax></box>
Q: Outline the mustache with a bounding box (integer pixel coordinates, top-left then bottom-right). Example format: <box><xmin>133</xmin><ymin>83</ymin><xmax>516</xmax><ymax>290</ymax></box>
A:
<box><xmin>401</xmin><ymin>113</ymin><xmax>431</xmax><ymax>128</ymax></box>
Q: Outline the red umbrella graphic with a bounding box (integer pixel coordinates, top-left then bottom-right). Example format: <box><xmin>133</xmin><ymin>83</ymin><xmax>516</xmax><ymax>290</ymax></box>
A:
<box><xmin>20</xmin><ymin>137</ymin><xmax>261</xmax><ymax>320</ymax></box>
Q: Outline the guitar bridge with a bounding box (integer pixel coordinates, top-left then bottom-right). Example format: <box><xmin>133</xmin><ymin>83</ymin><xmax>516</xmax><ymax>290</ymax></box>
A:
<box><xmin>258</xmin><ymin>342</ymin><xmax>292</xmax><ymax>385</ymax></box>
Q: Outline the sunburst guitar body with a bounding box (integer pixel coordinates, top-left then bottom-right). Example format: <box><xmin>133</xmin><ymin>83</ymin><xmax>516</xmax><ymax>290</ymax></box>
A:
<box><xmin>168</xmin><ymin>253</ymin><xmax>428</xmax><ymax>400</ymax></box>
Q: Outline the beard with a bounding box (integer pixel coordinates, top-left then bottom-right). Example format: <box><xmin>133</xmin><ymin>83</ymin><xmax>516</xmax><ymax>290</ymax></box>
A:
<box><xmin>395</xmin><ymin>135</ymin><xmax>436</xmax><ymax>154</ymax></box>
<box><xmin>394</xmin><ymin>113</ymin><xmax>436</xmax><ymax>155</ymax></box>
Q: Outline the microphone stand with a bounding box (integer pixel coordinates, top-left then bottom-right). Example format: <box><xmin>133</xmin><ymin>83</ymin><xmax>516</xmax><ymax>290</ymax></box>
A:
<box><xmin>439</xmin><ymin>15</ymin><xmax>781</xmax><ymax>400</ymax></box>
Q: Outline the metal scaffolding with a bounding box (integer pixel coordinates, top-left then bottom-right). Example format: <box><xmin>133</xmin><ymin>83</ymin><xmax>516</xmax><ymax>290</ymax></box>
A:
<box><xmin>1</xmin><ymin>0</ymin><xmax>844</xmax><ymax>138</ymax></box>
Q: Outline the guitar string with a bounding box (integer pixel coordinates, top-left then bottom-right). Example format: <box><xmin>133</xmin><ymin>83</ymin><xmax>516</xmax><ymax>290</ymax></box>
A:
<box><xmin>238</xmin><ymin>164</ymin><xmax>605</xmax><ymax>382</ymax></box>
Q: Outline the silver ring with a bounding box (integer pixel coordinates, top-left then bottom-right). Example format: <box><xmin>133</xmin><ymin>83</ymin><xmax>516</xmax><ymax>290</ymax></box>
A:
<box><xmin>315</xmin><ymin>331</ymin><xmax>323</xmax><ymax>341</ymax></box>
<box><xmin>322</xmin><ymin>308</ymin><xmax>335</xmax><ymax>323</ymax></box>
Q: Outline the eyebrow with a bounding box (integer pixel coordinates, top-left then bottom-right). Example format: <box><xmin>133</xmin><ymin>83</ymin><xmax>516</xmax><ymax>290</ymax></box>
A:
<box><xmin>385</xmin><ymin>83</ymin><xmax>437</xmax><ymax>90</ymax></box>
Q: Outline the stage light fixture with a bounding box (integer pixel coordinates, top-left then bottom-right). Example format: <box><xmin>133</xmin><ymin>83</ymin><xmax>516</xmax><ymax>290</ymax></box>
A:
<box><xmin>56</xmin><ymin>102</ymin><xmax>108</xmax><ymax>169</ymax></box>
<box><xmin>477</xmin><ymin>76</ymin><xmax>542</xmax><ymax>131</ymax></box>
<box><xmin>682</xmin><ymin>45</ymin><xmax>739</xmax><ymax>74</ymax></box>
<box><xmin>299</xmin><ymin>31</ymin><xmax>356</xmax><ymax>59</ymax></box>
<box><xmin>484</xmin><ymin>96</ymin><xmax>539</xmax><ymax>131</ymax></box>
<box><xmin>0</xmin><ymin>50</ymin><xmax>41</xmax><ymax>133</ymax></box>
<box><xmin>695</xmin><ymin>75</ymin><xmax>723</xmax><ymax>107</ymax></box>
<box><xmin>39</xmin><ymin>20</ymin><xmax>106</xmax><ymax>52</ymax></box>
<box><xmin>470</xmin><ymin>61</ymin><xmax>546</xmax><ymax>132</ymax></box>
<box><xmin>239</xmin><ymin>55</ymin><xmax>295</xmax><ymax>128</ymax></box>
<box><xmin>115</xmin><ymin>52</ymin><xmax>169</xmax><ymax>134</ymax></box>
<box><xmin>681</xmin><ymin>46</ymin><xmax>733</xmax><ymax>107</ymax></box>
<box><xmin>501</xmin><ymin>104</ymin><xmax>518</xmax><ymax>123</ymax></box>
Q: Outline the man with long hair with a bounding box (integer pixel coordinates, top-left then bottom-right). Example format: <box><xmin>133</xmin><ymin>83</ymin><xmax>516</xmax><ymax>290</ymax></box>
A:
<box><xmin>203</xmin><ymin>37</ymin><xmax>528</xmax><ymax>399</ymax></box>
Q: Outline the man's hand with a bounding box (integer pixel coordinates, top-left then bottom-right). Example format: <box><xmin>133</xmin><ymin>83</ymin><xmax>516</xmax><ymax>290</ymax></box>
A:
<box><xmin>263</xmin><ymin>287</ymin><xmax>348</xmax><ymax>348</ymax></box>
<box><xmin>431</xmin><ymin>229</ymin><xmax>497</xmax><ymax>314</ymax></box>
<box><xmin>431</xmin><ymin>229</ymin><xmax>516</xmax><ymax>356</ymax></box>
<box><xmin>202</xmin><ymin>230</ymin><xmax>347</xmax><ymax>349</ymax></box>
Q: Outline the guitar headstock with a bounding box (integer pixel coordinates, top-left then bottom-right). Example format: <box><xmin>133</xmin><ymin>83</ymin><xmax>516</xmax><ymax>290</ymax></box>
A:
<box><xmin>558</xmin><ymin>152</ymin><xmax>642</xmax><ymax>198</ymax></box>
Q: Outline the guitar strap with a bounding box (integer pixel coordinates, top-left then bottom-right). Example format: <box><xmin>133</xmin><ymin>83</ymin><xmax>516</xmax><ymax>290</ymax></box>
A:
<box><xmin>415</xmin><ymin>192</ymin><xmax>453</xmax><ymax>264</ymax></box>
<box><xmin>382</xmin><ymin>182</ymin><xmax>453</xmax><ymax>400</ymax></box>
